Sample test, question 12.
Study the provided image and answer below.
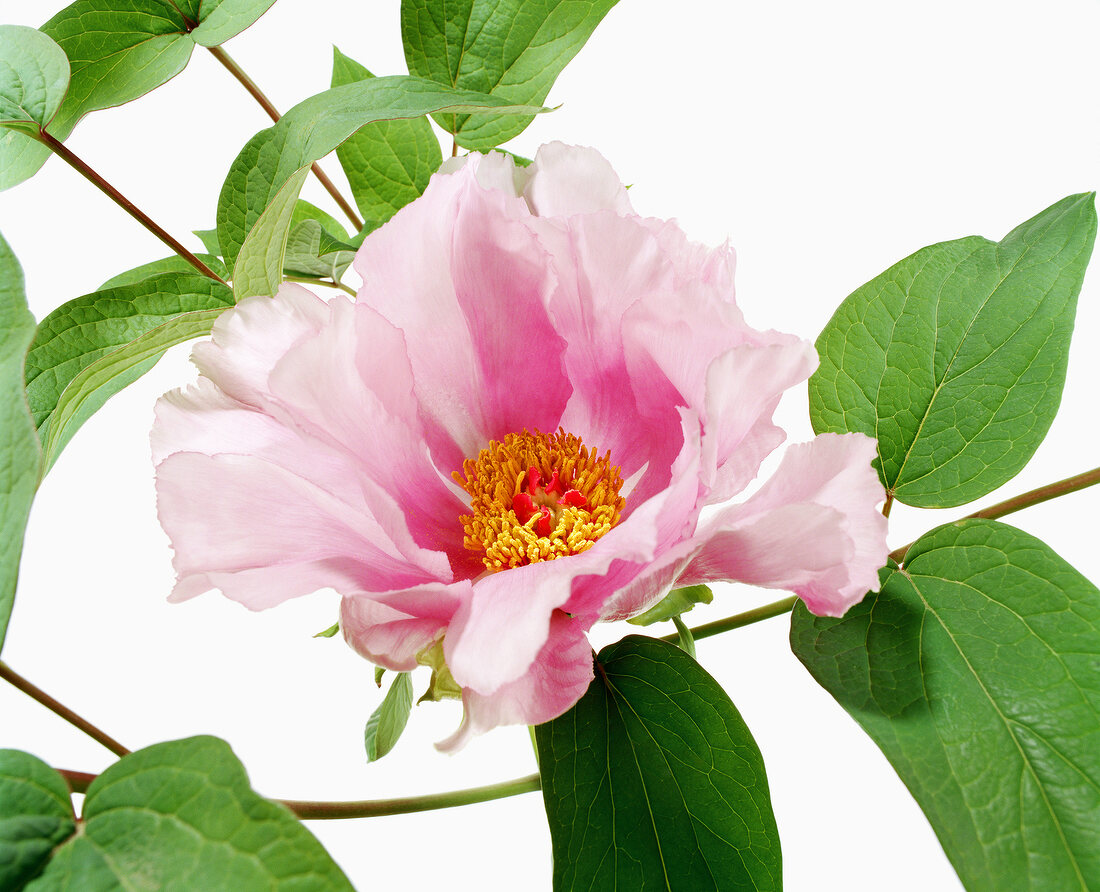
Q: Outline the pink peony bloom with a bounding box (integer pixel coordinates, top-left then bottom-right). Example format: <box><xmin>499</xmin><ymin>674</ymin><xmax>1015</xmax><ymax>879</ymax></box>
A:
<box><xmin>153</xmin><ymin>143</ymin><xmax>888</xmax><ymax>749</ymax></box>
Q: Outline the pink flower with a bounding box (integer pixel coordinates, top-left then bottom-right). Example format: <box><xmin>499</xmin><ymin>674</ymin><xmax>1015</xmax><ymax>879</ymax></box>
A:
<box><xmin>153</xmin><ymin>143</ymin><xmax>888</xmax><ymax>749</ymax></box>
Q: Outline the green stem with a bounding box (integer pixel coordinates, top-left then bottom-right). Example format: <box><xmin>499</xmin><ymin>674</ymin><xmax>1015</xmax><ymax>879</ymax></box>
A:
<box><xmin>661</xmin><ymin>595</ymin><xmax>799</xmax><ymax>645</ymax></box>
<box><xmin>890</xmin><ymin>464</ymin><xmax>1100</xmax><ymax>564</ymax></box>
<box><xmin>206</xmin><ymin>45</ymin><xmax>365</xmax><ymax>233</ymax></box>
<box><xmin>58</xmin><ymin>766</ymin><xmax>541</xmax><ymax>818</ymax></box>
<box><xmin>283</xmin><ymin>276</ymin><xmax>356</xmax><ymax>296</ymax></box>
<box><xmin>0</xmin><ymin>662</ymin><xmax>131</xmax><ymax>758</ymax></box>
<box><xmin>37</xmin><ymin>131</ymin><xmax>226</xmax><ymax>284</ymax></box>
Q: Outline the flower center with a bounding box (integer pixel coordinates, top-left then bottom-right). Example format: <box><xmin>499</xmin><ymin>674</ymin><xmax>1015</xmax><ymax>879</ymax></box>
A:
<box><xmin>455</xmin><ymin>429</ymin><xmax>626</xmax><ymax>572</ymax></box>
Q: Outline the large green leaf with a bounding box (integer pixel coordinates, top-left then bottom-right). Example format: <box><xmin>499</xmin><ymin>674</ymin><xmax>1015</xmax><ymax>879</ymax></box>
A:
<box><xmin>810</xmin><ymin>193</ymin><xmax>1096</xmax><ymax>507</ymax></box>
<box><xmin>791</xmin><ymin>519</ymin><xmax>1100</xmax><ymax>891</ymax></box>
<box><xmin>0</xmin><ymin>233</ymin><xmax>42</xmax><ymax>655</ymax></box>
<box><xmin>536</xmin><ymin>636</ymin><xmax>781</xmax><ymax>891</ymax></box>
<box><xmin>98</xmin><ymin>253</ymin><xmax>229</xmax><ymax>289</ymax></box>
<box><xmin>40</xmin><ymin>1</ymin><xmax>195</xmax><ymax>148</ymax></box>
<box><xmin>216</xmin><ymin>77</ymin><xmax>546</xmax><ymax>276</ymax></box>
<box><xmin>401</xmin><ymin>0</ymin><xmax>618</xmax><ymax>149</ymax></box>
<box><xmin>331</xmin><ymin>48</ymin><xmax>442</xmax><ymax>226</ymax></box>
<box><xmin>0</xmin><ymin>750</ymin><xmax>75</xmax><ymax>891</ymax></box>
<box><xmin>25</xmin><ymin>736</ymin><xmax>353</xmax><ymax>890</ymax></box>
<box><xmin>24</xmin><ymin>272</ymin><xmax>233</xmax><ymax>466</ymax></box>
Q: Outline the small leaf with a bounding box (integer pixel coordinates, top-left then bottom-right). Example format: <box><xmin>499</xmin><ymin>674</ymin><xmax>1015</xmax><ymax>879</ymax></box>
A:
<box><xmin>98</xmin><ymin>253</ymin><xmax>228</xmax><ymax>290</ymax></box>
<box><xmin>313</xmin><ymin>621</ymin><xmax>339</xmax><ymax>639</ymax></box>
<box><xmin>216</xmin><ymin>76</ymin><xmax>546</xmax><ymax>272</ymax></box>
<box><xmin>364</xmin><ymin>672</ymin><xmax>414</xmax><ymax>762</ymax></box>
<box><xmin>791</xmin><ymin>519</ymin><xmax>1100</xmax><ymax>891</ymax></box>
<box><xmin>401</xmin><ymin>0</ymin><xmax>618</xmax><ymax>149</ymax></box>
<box><xmin>627</xmin><ymin>583</ymin><xmax>713</xmax><ymax>626</ymax></box>
<box><xmin>0</xmin><ymin>233</ymin><xmax>42</xmax><ymax>654</ymax></box>
<box><xmin>24</xmin><ymin>272</ymin><xmax>233</xmax><ymax>467</ymax></box>
<box><xmin>536</xmin><ymin>636</ymin><xmax>782</xmax><ymax>891</ymax></box>
<box><xmin>192</xmin><ymin>227</ymin><xmax>222</xmax><ymax>257</ymax></box>
<box><xmin>810</xmin><ymin>192</ymin><xmax>1097</xmax><ymax>507</ymax></box>
<box><xmin>0</xmin><ymin>749</ymin><xmax>75</xmax><ymax>891</ymax></box>
<box><xmin>374</xmin><ymin>666</ymin><xmax>385</xmax><ymax>687</ymax></box>
<box><xmin>331</xmin><ymin>47</ymin><xmax>442</xmax><ymax>226</ymax></box>
<box><xmin>282</xmin><ymin>204</ymin><xmax>358</xmax><ymax>282</ymax></box>
<box><xmin>184</xmin><ymin>0</ymin><xmax>279</xmax><ymax>47</ymax></box>
<box><xmin>0</xmin><ymin>26</ymin><xmax>70</xmax><ymax>136</ymax></box>
<box><xmin>30</xmin><ymin>736</ymin><xmax>354</xmax><ymax>890</ymax></box>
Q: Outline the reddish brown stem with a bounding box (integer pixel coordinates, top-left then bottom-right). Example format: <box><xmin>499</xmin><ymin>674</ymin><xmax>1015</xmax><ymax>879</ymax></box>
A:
<box><xmin>0</xmin><ymin>662</ymin><xmax>131</xmax><ymax>758</ymax></box>
<box><xmin>206</xmin><ymin>45</ymin><xmax>364</xmax><ymax>233</ymax></box>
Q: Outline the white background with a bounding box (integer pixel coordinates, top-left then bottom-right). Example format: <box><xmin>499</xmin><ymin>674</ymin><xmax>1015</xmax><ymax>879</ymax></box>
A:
<box><xmin>2</xmin><ymin>1</ymin><xmax>1099</xmax><ymax>889</ymax></box>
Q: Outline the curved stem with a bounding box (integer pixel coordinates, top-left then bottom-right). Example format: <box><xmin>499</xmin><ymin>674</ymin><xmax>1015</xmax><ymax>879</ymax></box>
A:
<box><xmin>0</xmin><ymin>662</ymin><xmax>131</xmax><ymax>758</ymax></box>
<box><xmin>57</xmin><ymin>766</ymin><xmax>541</xmax><ymax>818</ymax></box>
<box><xmin>37</xmin><ymin>132</ymin><xmax>225</xmax><ymax>284</ymax></box>
<box><xmin>890</xmin><ymin>465</ymin><xmax>1100</xmax><ymax>564</ymax></box>
<box><xmin>283</xmin><ymin>276</ymin><xmax>356</xmax><ymax>296</ymax></box>
<box><xmin>207</xmin><ymin>45</ymin><xmax>364</xmax><ymax>233</ymax></box>
<box><xmin>661</xmin><ymin>595</ymin><xmax>799</xmax><ymax>645</ymax></box>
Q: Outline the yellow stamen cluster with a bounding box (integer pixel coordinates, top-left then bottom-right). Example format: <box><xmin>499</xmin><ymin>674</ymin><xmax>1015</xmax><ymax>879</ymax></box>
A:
<box><xmin>455</xmin><ymin>429</ymin><xmax>625</xmax><ymax>572</ymax></box>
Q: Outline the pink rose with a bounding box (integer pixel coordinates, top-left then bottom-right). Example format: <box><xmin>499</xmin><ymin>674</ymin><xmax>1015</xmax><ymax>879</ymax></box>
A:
<box><xmin>153</xmin><ymin>143</ymin><xmax>888</xmax><ymax>749</ymax></box>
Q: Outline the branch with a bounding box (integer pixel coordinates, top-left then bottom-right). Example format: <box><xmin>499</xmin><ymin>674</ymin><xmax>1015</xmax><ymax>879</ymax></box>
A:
<box><xmin>0</xmin><ymin>662</ymin><xmax>131</xmax><ymax>758</ymax></box>
<box><xmin>37</xmin><ymin>131</ymin><xmax>226</xmax><ymax>284</ymax></box>
<box><xmin>890</xmin><ymin>465</ymin><xmax>1100</xmax><ymax>564</ymax></box>
<box><xmin>660</xmin><ymin>595</ymin><xmax>799</xmax><ymax>645</ymax></box>
<box><xmin>56</xmin><ymin>766</ymin><xmax>541</xmax><ymax>818</ymax></box>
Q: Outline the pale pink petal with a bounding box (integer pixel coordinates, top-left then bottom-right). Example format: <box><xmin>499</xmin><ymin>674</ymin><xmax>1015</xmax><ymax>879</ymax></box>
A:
<box><xmin>157</xmin><ymin>452</ymin><xmax>450</xmax><ymax>608</ymax></box>
<box><xmin>190</xmin><ymin>283</ymin><xmax>328</xmax><ymax>410</ymax></box>
<box><xmin>680</xmin><ymin>433</ymin><xmax>888</xmax><ymax>616</ymax></box>
<box><xmin>439</xmin><ymin>150</ymin><xmax>528</xmax><ymax>196</ymax></box>
<box><xmin>524</xmin><ymin>142</ymin><xmax>633</xmax><ymax>217</ymax></box>
<box><xmin>266</xmin><ymin>300</ymin><xmax>477</xmax><ymax>573</ymax></box>
<box><xmin>356</xmin><ymin>168</ymin><xmax>570</xmax><ymax>469</ymax></box>
<box><xmin>340</xmin><ymin>582</ymin><xmax>470</xmax><ymax>670</ymax></box>
<box><xmin>437</xmin><ymin>611</ymin><xmax>594</xmax><ymax>752</ymax></box>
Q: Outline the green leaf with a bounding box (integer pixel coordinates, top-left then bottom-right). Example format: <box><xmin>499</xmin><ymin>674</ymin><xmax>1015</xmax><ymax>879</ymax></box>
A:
<box><xmin>24</xmin><ymin>272</ymin><xmax>233</xmax><ymax>467</ymax></box>
<box><xmin>313</xmin><ymin>621</ymin><xmax>339</xmax><ymax>639</ymax></box>
<box><xmin>331</xmin><ymin>47</ymin><xmax>442</xmax><ymax>226</ymax></box>
<box><xmin>40</xmin><ymin>1</ymin><xmax>194</xmax><ymax>146</ymax></box>
<box><xmin>627</xmin><ymin>584</ymin><xmax>713</xmax><ymax>626</ymax></box>
<box><xmin>791</xmin><ymin>519</ymin><xmax>1100</xmax><ymax>891</ymax></box>
<box><xmin>216</xmin><ymin>75</ymin><xmax>546</xmax><ymax>272</ymax></box>
<box><xmin>193</xmin><ymin>227</ymin><xmax>222</xmax><ymax>257</ymax></box>
<box><xmin>283</xmin><ymin>220</ymin><xmax>357</xmax><ymax>281</ymax></box>
<box><xmin>536</xmin><ymin>636</ymin><xmax>781</xmax><ymax>891</ymax></box>
<box><xmin>233</xmin><ymin>166</ymin><xmax>309</xmax><ymax>300</ymax></box>
<box><xmin>364</xmin><ymin>672</ymin><xmax>413</xmax><ymax>762</ymax></box>
<box><xmin>374</xmin><ymin>666</ymin><xmax>385</xmax><ymax>687</ymax></box>
<box><xmin>0</xmin><ymin>233</ymin><xmax>42</xmax><ymax>655</ymax></box>
<box><xmin>401</xmin><ymin>0</ymin><xmax>618</xmax><ymax>150</ymax></box>
<box><xmin>28</xmin><ymin>736</ymin><xmax>353</xmax><ymax>890</ymax></box>
<box><xmin>0</xmin><ymin>25</ymin><xmax>70</xmax><ymax>136</ymax></box>
<box><xmin>98</xmin><ymin>253</ymin><xmax>228</xmax><ymax>289</ymax></box>
<box><xmin>809</xmin><ymin>193</ymin><xmax>1097</xmax><ymax>507</ymax></box>
<box><xmin>0</xmin><ymin>750</ymin><xmax>75</xmax><ymax>891</ymax></box>
<box><xmin>182</xmin><ymin>0</ymin><xmax>280</xmax><ymax>47</ymax></box>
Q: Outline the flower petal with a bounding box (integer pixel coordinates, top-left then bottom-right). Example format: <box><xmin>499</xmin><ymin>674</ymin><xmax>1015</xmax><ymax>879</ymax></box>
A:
<box><xmin>680</xmin><ymin>433</ymin><xmax>888</xmax><ymax>616</ymax></box>
<box><xmin>524</xmin><ymin>142</ymin><xmax>633</xmax><ymax>217</ymax></box>
<box><xmin>355</xmin><ymin>167</ymin><xmax>571</xmax><ymax>470</ymax></box>
<box><xmin>437</xmin><ymin>610</ymin><xmax>594</xmax><ymax>752</ymax></box>
<box><xmin>340</xmin><ymin>582</ymin><xmax>470</xmax><ymax>670</ymax></box>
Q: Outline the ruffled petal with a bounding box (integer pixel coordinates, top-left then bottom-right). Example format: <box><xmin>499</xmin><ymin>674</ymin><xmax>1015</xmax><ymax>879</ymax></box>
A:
<box><xmin>157</xmin><ymin>452</ymin><xmax>450</xmax><ymax>608</ymax></box>
<box><xmin>340</xmin><ymin>582</ymin><xmax>471</xmax><ymax>670</ymax></box>
<box><xmin>190</xmin><ymin>283</ymin><xmax>329</xmax><ymax>411</ymax></box>
<box><xmin>680</xmin><ymin>433</ymin><xmax>888</xmax><ymax>616</ymax></box>
<box><xmin>524</xmin><ymin>142</ymin><xmax>633</xmax><ymax>217</ymax></box>
<box><xmin>437</xmin><ymin>611</ymin><xmax>594</xmax><ymax>752</ymax></box>
<box><xmin>355</xmin><ymin>166</ymin><xmax>571</xmax><ymax>470</ymax></box>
